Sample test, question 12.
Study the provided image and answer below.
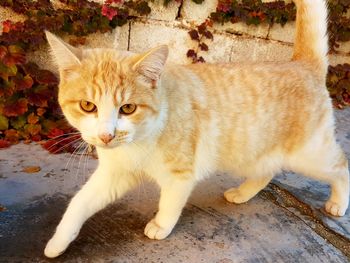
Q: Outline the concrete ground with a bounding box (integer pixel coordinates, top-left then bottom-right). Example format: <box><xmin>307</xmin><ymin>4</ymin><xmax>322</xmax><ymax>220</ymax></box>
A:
<box><xmin>0</xmin><ymin>109</ymin><xmax>350</xmax><ymax>263</ymax></box>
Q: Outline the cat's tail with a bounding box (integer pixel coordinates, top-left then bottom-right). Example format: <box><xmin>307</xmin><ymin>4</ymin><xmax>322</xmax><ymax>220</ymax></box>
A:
<box><xmin>292</xmin><ymin>0</ymin><xmax>329</xmax><ymax>76</ymax></box>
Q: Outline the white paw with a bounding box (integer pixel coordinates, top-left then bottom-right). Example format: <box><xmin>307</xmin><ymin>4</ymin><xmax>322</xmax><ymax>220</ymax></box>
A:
<box><xmin>44</xmin><ymin>237</ymin><xmax>68</xmax><ymax>258</ymax></box>
<box><xmin>325</xmin><ymin>200</ymin><xmax>347</xmax><ymax>217</ymax></box>
<box><xmin>144</xmin><ymin>219</ymin><xmax>172</xmax><ymax>240</ymax></box>
<box><xmin>44</xmin><ymin>231</ymin><xmax>78</xmax><ymax>258</ymax></box>
<box><xmin>224</xmin><ymin>188</ymin><xmax>251</xmax><ymax>204</ymax></box>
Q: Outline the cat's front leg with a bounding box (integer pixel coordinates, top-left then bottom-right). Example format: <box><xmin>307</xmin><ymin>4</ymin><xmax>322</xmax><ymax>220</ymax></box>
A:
<box><xmin>144</xmin><ymin>176</ymin><xmax>196</xmax><ymax>240</ymax></box>
<box><xmin>44</xmin><ymin>166</ymin><xmax>134</xmax><ymax>258</ymax></box>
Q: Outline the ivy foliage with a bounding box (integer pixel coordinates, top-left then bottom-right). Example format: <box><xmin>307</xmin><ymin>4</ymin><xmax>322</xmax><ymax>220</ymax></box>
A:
<box><xmin>327</xmin><ymin>64</ymin><xmax>350</xmax><ymax>108</ymax></box>
<box><xmin>210</xmin><ymin>0</ymin><xmax>350</xmax><ymax>51</ymax></box>
<box><xmin>0</xmin><ymin>44</ymin><xmax>78</xmax><ymax>149</ymax></box>
<box><xmin>187</xmin><ymin>20</ymin><xmax>213</xmax><ymax>63</ymax></box>
<box><xmin>0</xmin><ymin>0</ymin><xmax>152</xmax><ymax>51</ymax></box>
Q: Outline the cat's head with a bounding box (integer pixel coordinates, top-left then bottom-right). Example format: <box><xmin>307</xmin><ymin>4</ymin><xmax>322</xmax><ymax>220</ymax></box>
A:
<box><xmin>46</xmin><ymin>31</ymin><xmax>168</xmax><ymax>148</ymax></box>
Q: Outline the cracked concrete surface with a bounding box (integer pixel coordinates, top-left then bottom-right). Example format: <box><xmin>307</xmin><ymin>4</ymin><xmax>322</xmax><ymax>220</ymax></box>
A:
<box><xmin>0</xmin><ymin>109</ymin><xmax>349</xmax><ymax>262</ymax></box>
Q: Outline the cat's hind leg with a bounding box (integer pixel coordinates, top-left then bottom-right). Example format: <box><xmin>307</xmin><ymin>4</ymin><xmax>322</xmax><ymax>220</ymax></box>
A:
<box><xmin>224</xmin><ymin>155</ymin><xmax>281</xmax><ymax>204</ymax></box>
<box><xmin>224</xmin><ymin>174</ymin><xmax>274</xmax><ymax>204</ymax></box>
<box><xmin>287</xmin><ymin>134</ymin><xmax>349</xmax><ymax>217</ymax></box>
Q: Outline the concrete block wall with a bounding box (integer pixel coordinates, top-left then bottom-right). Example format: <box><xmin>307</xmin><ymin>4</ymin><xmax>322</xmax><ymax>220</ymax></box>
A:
<box><xmin>1</xmin><ymin>0</ymin><xmax>349</xmax><ymax>75</ymax></box>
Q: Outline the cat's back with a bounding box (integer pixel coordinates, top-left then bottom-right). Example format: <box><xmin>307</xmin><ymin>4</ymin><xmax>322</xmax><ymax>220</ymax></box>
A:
<box><xmin>163</xmin><ymin>60</ymin><xmax>334</xmax><ymax>165</ymax></box>
<box><xmin>185</xmin><ymin>61</ymin><xmax>325</xmax><ymax>96</ymax></box>
<box><xmin>177</xmin><ymin>61</ymin><xmax>330</xmax><ymax>116</ymax></box>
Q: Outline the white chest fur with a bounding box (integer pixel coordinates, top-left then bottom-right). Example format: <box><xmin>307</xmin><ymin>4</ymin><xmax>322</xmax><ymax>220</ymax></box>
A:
<box><xmin>96</xmin><ymin>143</ymin><xmax>171</xmax><ymax>185</ymax></box>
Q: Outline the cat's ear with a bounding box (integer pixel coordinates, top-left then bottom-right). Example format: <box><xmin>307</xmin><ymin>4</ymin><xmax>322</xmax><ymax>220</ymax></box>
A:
<box><xmin>45</xmin><ymin>31</ymin><xmax>82</xmax><ymax>73</ymax></box>
<box><xmin>132</xmin><ymin>45</ymin><xmax>168</xmax><ymax>83</ymax></box>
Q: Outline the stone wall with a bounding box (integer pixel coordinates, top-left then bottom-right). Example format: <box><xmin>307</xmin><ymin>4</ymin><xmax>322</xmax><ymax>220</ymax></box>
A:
<box><xmin>1</xmin><ymin>0</ymin><xmax>349</xmax><ymax>75</ymax></box>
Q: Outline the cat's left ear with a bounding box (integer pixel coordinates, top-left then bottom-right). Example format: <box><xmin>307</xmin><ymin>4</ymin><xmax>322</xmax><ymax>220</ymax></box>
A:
<box><xmin>45</xmin><ymin>31</ymin><xmax>82</xmax><ymax>74</ymax></box>
<box><xmin>132</xmin><ymin>45</ymin><xmax>168</xmax><ymax>83</ymax></box>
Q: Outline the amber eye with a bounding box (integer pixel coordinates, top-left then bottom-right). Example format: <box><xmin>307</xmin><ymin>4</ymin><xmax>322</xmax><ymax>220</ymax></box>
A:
<box><xmin>120</xmin><ymin>104</ymin><xmax>137</xmax><ymax>115</ymax></box>
<box><xmin>80</xmin><ymin>100</ymin><xmax>97</xmax><ymax>113</ymax></box>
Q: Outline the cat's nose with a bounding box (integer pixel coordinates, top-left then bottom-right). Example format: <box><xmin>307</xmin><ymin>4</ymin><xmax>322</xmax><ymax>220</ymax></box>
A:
<box><xmin>99</xmin><ymin>133</ymin><xmax>115</xmax><ymax>144</ymax></box>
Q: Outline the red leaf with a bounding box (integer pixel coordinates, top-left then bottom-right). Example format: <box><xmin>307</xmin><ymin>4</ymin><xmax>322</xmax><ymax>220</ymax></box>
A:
<box><xmin>206</xmin><ymin>19</ymin><xmax>213</xmax><ymax>27</ymax></box>
<box><xmin>5</xmin><ymin>129</ymin><xmax>19</xmax><ymax>143</ymax></box>
<box><xmin>69</xmin><ymin>37</ymin><xmax>87</xmax><ymax>46</ymax></box>
<box><xmin>27</xmin><ymin>113</ymin><xmax>39</xmax><ymax>124</ymax></box>
<box><xmin>43</xmin><ymin>139</ymin><xmax>59</xmax><ymax>154</ymax></box>
<box><xmin>199</xmin><ymin>43</ymin><xmax>209</xmax><ymax>51</ymax></box>
<box><xmin>14</xmin><ymin>74</ymin><xmax>34</xmax><ymax>91</ymax></box>
<box><xmin>24</xmin><ymin>124</ymin><xmax>41</xmax><ymax>136</ymax></box>
<box><xmin>42</xmin><ymin>134</ymin><xmax>80</xmax><ymax>154</ymax></box>
<box><xmin>47</xmin><ymin>128</ymin><xmax>65</xmax><ymax>139</ymax></box>
<box><xmin>0</xmin><ymin>139</ymin><xmax>10</xmax><ymax>148</ymax></box>
<box><xmin>217</xmin><ymin>2</ymin><xmax>231</xmax><ymax>12</ymax></box>
<box><xmin>3</xmin><ymin>98</ymin><xmax>28</xmax><ymax>117</ymax></box>
<box><xmin>31</xmin><ymin>134</ymin><xmax>41</xmax><ymax>142</ymax></box>
<box><xmin>1</xmin><ymin>20</ymin><xmax>23</xmax><ymax>33</ymax></box>
<box><xmin>2</xmin><ymin>20</ymin><xmax>12</xmax><ymax>33</ymax></box>
<box><xmin>102</xmin><ymin>5</ymin><xmax>118</xmax><ymax>20</ymax></box>
<box><xmin>196</xmin><ymin>56</ymin><xmax>205</xmax><ymax>63</ymax></box>
<box><xmin>0</xmin><ymin>46</ymin><xmax>7</xmax><ymax>59</ymax></box>
<box><xmin>197</xmin><ymin>23</ymin><xmax>207</xmax><ymax>35</ymax></box>
<box><xmin>3</xmin><ymin>45</ymin><xmax>26</xmax><ymax>66</ymax></box>
<box><xmin>203</xmin><ymin>31</ymin><xmax>213</xmax><ymax>40</ymax></box>
<box><xmin>188</xmin><ymin>30</ymin><xmax>200</xmax><ymax>40</ymax></box>
<box><xmin>27</xmin><ymin>86</ymin><xmax>54</xmax><ymax>107</ymax></box>
<box><xmin>250</xmin><ymin>11</ymin><xmax>265</xmax><ymax>21</ymax></box>
<box><xmin>186</xmin><ymin>49</ymin><xmax>197</xmax><ymax>59</ymax></box>
<box><xmin>36</xmin><ymin>70</ymin><xmax>58</xmax><ymax>85</ymax></box>
<box><xmin>37</xmin><ymin>108</ymin><xmax>46</xmax><ymax>116</ymax></box>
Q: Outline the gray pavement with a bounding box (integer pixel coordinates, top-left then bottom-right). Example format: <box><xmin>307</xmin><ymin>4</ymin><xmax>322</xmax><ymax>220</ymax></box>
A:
<box><xmin>0</xmin><ymin>109</ymin><xmax>350</xmax><ymax>263</ymax></box>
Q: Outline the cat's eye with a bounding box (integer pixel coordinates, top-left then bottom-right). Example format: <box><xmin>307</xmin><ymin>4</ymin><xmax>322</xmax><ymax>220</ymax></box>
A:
<box><xmin>120</xmin><ymin>104</ymin><xmax>137</xmax><ymax>115</ymax></box>
<box><xmin>80</xmin><ymin>100</ymin><xmax>97</xmax><ymax>113</ymax></box>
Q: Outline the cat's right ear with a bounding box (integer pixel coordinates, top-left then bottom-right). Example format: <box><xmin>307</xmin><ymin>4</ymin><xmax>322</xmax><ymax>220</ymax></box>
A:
<box><xmin>45</xmin><ymin>31</ymin><xmax>82</xmax><ymax>74</ymax></box>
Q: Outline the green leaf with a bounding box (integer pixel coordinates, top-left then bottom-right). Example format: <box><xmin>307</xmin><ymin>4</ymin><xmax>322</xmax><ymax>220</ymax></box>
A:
<box><xmin>0</xmin><ymin>62</ymin><xmax>17</xmax><ymax>81</ymax></box>
<box><xmin>41</xmin><ymin>119</ymin><xmax>57</xmax><ymax>134</ymax></box>
<box><xmin>0</xmin><ymin>115</ymin><xmax>9</xmax><ymax>130</ymax></box>
<box><xmin>10</xmin><ymin>115</ymin><xmax>26</xmax><ymax>129</ymax></box>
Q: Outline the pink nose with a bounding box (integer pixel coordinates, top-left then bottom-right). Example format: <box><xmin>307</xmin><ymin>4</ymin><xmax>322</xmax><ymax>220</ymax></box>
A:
<box><xmin>99</xmin><ymin>133</ymin><xmax>115</xmax><ymax>144</ymax></box>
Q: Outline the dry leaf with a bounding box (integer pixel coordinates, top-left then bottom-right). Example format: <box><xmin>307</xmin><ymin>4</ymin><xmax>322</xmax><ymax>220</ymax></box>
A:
<box><xmin>22</xmin><ymin>166</ymin><xmax>41</xmax><ymax>173</ymax></box>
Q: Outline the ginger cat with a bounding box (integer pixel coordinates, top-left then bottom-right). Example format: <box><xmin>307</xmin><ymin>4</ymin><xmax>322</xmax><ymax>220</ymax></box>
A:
<box><xmin>44</xmin><ymin>0</ymin><xmax>349</xmax><ymax>258</ymax></box>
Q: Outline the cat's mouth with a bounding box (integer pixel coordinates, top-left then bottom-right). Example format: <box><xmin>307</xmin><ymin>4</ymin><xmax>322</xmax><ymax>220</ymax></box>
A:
<box><xmin>92</xmin><ymin>140</ymin><xmax>124</xmax><ymax>148</ymax></box>
<box><xmin>85</xmin><ymin>138</ymin><xmax>131</xmax><ymax>149</ymax></box>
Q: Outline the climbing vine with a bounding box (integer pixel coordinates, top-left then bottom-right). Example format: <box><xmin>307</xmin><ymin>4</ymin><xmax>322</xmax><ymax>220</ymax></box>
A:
<box><xmin>187</xmin><ymin>20</ymin><xmax>214</xmax><ymax>63</ymax></box>
<box><xmin>210</xmin><ymin>0</ymin><xmax>350</xmax><ymax>52</ymax></box>
<box><xmin>327</xmin><ymin>64</ymin><xmax>350</xmax><ymax>108</ymax></box>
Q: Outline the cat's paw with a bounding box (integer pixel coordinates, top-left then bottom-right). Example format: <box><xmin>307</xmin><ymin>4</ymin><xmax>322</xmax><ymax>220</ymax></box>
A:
<box><xmin>44</xmin><ymin>236</ymin><xmax>68</xmax><ymax>258</ymax></box>
<box><xmin>325</xmin><ymin>200</ymin><xmax>347</xmax><ymax>217</ymax></box>
<box><xmin>224</xmin><ymin>188</ymin><xmax>251</xmax><ymax>204</ymax></box>
<box><xmin>44</xmin><ymin>231</ymin><xmax>78</xmax><ymax>258</ymax></box>
<box><xmin>144</xmin><ymin>219</ymin><xmax>172</xmax><ymax>240</ymax></box>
